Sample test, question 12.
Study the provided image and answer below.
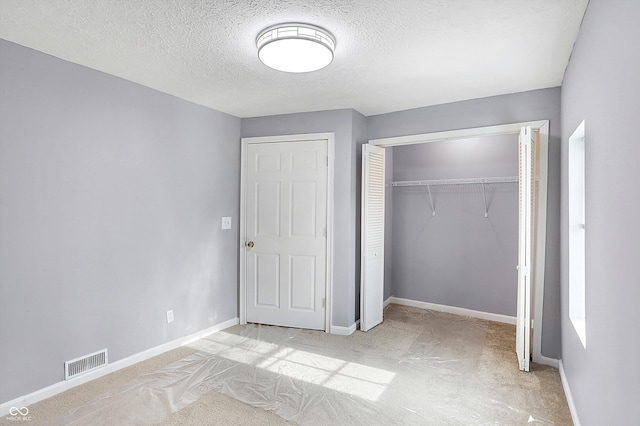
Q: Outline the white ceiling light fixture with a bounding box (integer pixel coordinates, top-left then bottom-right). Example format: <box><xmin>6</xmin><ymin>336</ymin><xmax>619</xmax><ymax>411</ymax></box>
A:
<box><xmin>256</xmin><ymin>23</ymin><xmax>336</xmax><ymax>73</ymax></box>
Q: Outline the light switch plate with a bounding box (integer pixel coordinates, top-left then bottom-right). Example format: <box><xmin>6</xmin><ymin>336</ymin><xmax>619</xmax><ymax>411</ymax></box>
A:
<box><xmin>166</xmin><ymin>310</ymin><xmax>174</xmax><ymax>324</ymax></box>
<box><xmin>221</xmin><ymin>217</ymin><xmax>232</xmax><ymax>230</ymax></box>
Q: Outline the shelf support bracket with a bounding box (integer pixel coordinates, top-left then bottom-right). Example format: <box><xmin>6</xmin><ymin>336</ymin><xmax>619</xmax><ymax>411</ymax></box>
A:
<box><xmin>482</xmin><ymin>182</ymin><xmax>488</xmax><ymax>218</ymax></box>
<box><xmin>427</xmin><ymin>185</ymin><xmax>435</xmax><ymax>216</ymax></box>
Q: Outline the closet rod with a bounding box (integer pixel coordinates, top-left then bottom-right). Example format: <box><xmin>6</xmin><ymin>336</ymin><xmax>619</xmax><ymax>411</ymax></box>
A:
<box><xmin>387</xmin><ymin>176</ymin><xmax>518</xmax><ymax>187</ymax></box>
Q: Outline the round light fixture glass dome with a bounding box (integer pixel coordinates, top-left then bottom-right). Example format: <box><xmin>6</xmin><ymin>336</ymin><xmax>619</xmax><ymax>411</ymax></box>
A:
<box><xmin>256</xmin><ymin>23</ymin><xmax>336</xmax><ymax>73</ymax></box>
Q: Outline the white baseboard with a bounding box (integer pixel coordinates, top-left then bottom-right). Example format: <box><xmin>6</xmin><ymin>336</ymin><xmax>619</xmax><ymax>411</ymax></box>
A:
<box><xmin>559</xmin><ymin>360</ymin><xmax>581</xmax><ymax>426</ymax></box>
<box><xmin>0</xmin><ymin>317</ymin><xmax>239</xmax><ymax>417</ymax></box>
<box><xmin>330</xmin><ymin>321</ymin><xmax>357</xmax><ymax>336</ymax></box>
<box><xmin>383</xmin><ymin>296</ymin><xmax>393</xmax><ymax>308</ymax></box>
<box><xmin>387</xmin><ymin>297</ymin><xmax>517</xmax><ymax>325</ymax></box>
<box><xmin>534</xmin><ymin>354</ymin><xmax>559</xmax><ymax>369</ymax></box>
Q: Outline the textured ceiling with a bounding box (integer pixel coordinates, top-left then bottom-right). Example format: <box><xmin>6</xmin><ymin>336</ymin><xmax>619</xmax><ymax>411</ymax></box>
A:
<box><xmin>0</xmin><ymin>0</ymin><xmax>588</xmax><ymax>118</ymax></box>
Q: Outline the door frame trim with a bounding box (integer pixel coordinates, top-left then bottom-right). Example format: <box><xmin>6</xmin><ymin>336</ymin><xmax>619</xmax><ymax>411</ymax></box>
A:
<box><xmin>368</xmin><ymin>120</ymin><xmax>551</xmax><ymax>366</ymax></box>
<box><xmin>239</xmin><ymin>133</ymin><xmax>335</xmax><ymax>333</ymax></box>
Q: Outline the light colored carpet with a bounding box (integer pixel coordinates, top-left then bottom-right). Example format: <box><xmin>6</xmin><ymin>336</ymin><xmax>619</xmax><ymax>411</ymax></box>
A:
<box><xmin>2</xmin><ymin>304</ymin><xmax>572</xmax><ymax>425</ymax></box>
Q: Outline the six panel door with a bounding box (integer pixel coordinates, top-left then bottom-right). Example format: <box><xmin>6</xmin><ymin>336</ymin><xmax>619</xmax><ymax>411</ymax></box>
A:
<box><xmin>245</xmin><ymin>140</ymin><xmax>328</xmax><ymax>330</ymax></box>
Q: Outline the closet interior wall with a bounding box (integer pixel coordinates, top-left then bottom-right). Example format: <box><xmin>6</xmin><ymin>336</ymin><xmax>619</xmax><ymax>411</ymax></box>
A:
<box><xmin>384</xmin><ymin>148</ymin><xmax>394</xmax><ymax>301</ymax></box>
<box><xmin>388</xmin><ymin>134</ymin><xmax>520</xmax><ymax>317</ymax></box>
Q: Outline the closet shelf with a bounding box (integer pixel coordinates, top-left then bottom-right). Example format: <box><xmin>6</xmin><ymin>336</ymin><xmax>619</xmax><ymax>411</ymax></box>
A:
<box><xmin>386</xmin><ymin>176</ymin><xmax>518</xmax><ymax>218</ymax></box>
<box><xmin>387</xmin><ymin>176</ymin><xmax>518</xmax><ymax>187</ymax></box>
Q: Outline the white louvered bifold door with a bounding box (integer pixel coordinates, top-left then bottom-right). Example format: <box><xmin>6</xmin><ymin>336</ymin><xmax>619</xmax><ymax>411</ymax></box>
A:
<box><xmin>516</xmin><ymin>126</ymin><xmax>535</xmax><ymax>372</ymax></box>
<box><xmin>360</xmin><ymin>144</ymin><xmax>386</xmax><ymax>332</ymax></box>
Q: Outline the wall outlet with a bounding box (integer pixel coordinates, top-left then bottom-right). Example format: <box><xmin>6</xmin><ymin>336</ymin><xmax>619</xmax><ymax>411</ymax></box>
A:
<box><xmin>221</xmin><ymin>217</ymin><xmax>232</xmax><ymax>230</ymax></box>
<box><xmin>166</xmin><ymin>310</ymin><xmax>174</xmax><ymax>324</ymax></box>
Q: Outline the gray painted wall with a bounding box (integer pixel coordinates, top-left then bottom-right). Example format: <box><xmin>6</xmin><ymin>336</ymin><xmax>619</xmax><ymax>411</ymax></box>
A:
<box><xmin>367</xmin><ymin>88</ymin><xmax>562</xmax><ymax>358</ymax></box>
<box><xmin>0</xmin><ymin>40</ymin><xmax>241</xmax><ymax>404</ymax></box>
<box><xmin>390</xmin><ymin>135</ymin><xmax>519</xmax><ymax>316</ymax></box>
<box><xmin>352</xmin><ymin>110</ymin><xmax>367</xmax><ymax>321</ymax></box>
<box><xmin>241</xmin><ymin>110</ymin><xmax>359</xmax><ymax>327</ymax></box>
<box><xmin>560</xmin><ymin>1</ymin><xmax>640</xmax><ymax>424</ymax></box>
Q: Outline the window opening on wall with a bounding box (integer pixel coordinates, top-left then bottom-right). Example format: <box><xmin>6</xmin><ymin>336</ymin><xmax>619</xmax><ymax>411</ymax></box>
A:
<box><xmin>568</xmin><ymin>120</ymin><xmax>586</xmax><ymax>348</ymax></box>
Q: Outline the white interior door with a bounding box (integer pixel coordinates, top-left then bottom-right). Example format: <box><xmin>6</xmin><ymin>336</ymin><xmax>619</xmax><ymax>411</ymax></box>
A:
<box><xmin>516</xmin><ymin>126</ymin><xmax>535</xmax><ymax>371</ymax></box>
<box><xmin>245</xmin><ymin>139</ymin><xmax>328</xmax><ymax>330</ymax></box>
<box><xmin>360</xmin><ymin>144</ymin><xmax>386</xmax><ymax>332</ymax></box>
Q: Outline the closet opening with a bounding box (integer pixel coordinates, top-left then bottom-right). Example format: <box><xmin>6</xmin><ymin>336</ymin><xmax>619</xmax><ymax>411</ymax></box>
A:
<box><xmin>360</xmin><ymin>121</ymin><xmax>552</xmax><ymax>371</ymax></box>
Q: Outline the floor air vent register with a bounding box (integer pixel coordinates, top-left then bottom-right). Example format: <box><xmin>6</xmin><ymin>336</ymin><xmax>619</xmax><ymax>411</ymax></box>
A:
<box><xmin>64</xmin><ymin>349</ymin><xmax>108</xmax><ymax>380</ymax></box>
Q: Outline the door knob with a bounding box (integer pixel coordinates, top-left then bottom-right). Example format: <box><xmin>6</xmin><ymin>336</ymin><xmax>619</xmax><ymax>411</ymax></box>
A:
<box><xmin>247</xmin><ymin>241</ymin><xmax>255</xmax><ymax>248</ymax></box>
